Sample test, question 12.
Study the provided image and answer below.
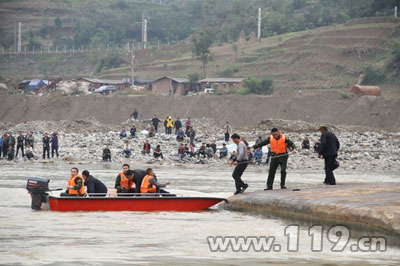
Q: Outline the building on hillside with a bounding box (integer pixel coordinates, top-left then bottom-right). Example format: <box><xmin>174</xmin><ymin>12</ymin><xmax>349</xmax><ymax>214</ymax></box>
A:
<box><xmin>199</xmin><ymin>78</ymin><xmax>244</xmax><ymax>93</ymax></box>
<box><xmin>151</xmin><ymin>76</ymin><xmax>189</xmax><ymax>95</ymax></box>
<box><xmin>76</xmin><ymin>77</ymin><xmax>131</xmax><ymax>91</ymax></box>
<box><xmin>349</xmin><ymin>84</ymin><xmax>381</xmax><ymax>96</ymax></box>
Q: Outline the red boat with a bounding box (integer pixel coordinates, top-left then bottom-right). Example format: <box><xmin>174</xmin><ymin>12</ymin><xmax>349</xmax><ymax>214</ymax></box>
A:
<box><xmin>27</xmin><ymin>177</ymin><xmax>226</xmax><ymax>212</ymax></box>
<box><xmin>48</xmin><ymin>195</ymin><xmax>226</xmax><ymax>212</ymax></box>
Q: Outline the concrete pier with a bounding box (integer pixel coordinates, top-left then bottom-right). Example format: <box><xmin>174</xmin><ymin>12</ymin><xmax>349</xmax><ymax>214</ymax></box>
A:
<box><xmin>226</xmin><ymin>182</ymin><xmax>400</xmax><ymax>236</ymax></box>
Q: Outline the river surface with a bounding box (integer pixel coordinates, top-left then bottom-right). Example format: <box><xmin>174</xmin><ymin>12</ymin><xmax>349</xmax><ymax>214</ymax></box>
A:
<box><xmin>0</xmin><ymin>161</ymin><xmax>399</xmax><ymax>265</ymax></box>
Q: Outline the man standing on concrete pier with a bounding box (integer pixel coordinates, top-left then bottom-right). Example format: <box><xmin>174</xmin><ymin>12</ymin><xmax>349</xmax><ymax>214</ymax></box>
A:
<box><xmin>252</xmin><ymin>128</ymin><xmax>296</xmax><ymax>190</ymax></box>
<box><xmin>318</xmin><ymin>125</ymin><xmax>340</xmax><ymax>185</ymax></box>
<box><xmin>230</xmin><ymin>133</ymin><xmax>249</xmax><ymax>195</ymax></box>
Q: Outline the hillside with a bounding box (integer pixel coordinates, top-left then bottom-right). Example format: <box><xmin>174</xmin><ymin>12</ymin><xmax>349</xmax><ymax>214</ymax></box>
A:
<box><xmin>0</xmin><ymin>17</ymin><xmax>399</xmax><ymax>92</ymax></box>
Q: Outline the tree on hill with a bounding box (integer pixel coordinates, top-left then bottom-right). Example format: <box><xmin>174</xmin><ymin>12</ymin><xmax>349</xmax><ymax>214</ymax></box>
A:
<box><xmin>361</xmin><ymin>65</ymin><xmax>386</xmax><ymax>85</ymax></box>
<box><xmin>192</xmin><ymin>28</ymin><xmax>214</xmax><ymax>77</ymax></box>
<box><xmin>244</xmin><ymin>77</ymin><xmax>274</xmax><ymax>95</ymax></box>
<box><xmin>54</xmin><ymin>17</ymin><xmax>62</xmax><ymax>28</ymax></box>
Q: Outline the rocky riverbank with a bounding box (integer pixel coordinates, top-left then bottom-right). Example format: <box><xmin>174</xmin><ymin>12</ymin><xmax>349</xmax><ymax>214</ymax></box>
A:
<box><xmin>0</xmin><ymin>118</ymin><xmax>399</xmax><ymax>171</ymax></box>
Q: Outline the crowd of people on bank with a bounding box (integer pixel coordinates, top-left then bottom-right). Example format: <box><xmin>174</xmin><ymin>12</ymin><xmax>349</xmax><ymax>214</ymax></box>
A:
<box><xmin>62</xmin><ymin>124</ymin><xmax>340</xmax><ymax>197</ymax></box>
<box><xmin>106</xmin><ymin>113</ymin><xmax>322</xmax><ymax>165</ymax></box>
<box><xmin>1</xmin><ymin>111</ymin><xmax>323</xmax><ymax>168</ymax></box>
<box><xmin>0</xmin><ymin>131</ymin><xmax>59</xmax><ymax>161</ymax></box>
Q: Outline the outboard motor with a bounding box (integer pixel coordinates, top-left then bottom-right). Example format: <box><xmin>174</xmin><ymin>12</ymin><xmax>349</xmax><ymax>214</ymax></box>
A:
<box><xmin>26</xmin><ymin>177</ymin><xmax>50</xmax><ymax>210</ymax></box>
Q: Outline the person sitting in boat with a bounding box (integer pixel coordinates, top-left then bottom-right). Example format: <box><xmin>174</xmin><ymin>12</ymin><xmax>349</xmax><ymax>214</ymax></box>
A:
<box><xmin>115</xmin><ymin>164</ymin><xmax>135</xmax><ymax>193</ymax></box>
<box><xmin>140</xmin><ymin>168</ymin><xmax>174</xmax><ymax>196</ymax></box>
<box><xmin>82</xmin><ymin>170</ymin><xmax>107</xmax><ymax>197</ymax></box>
<box><xmin>60</xmin><ymin>167</ymin><xmax>85</xmax><ymax>196</ymax></box>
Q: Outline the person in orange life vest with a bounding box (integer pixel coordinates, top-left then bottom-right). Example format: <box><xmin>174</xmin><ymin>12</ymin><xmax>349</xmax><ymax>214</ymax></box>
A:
<box><xmin>114</xmin><ymin>164</ymin><xmax>134</xmax><ymax>193</ymax></box>
<box><xmin>60</xmin><ymin>167</ymin><xmax>85</xmax><ymax>196</ymax></box>
<box><xmin>141</xmin><ymin>168</ymin><xmax>174</xmax><ymax>196</ymax></box>
<box><xmin>252</xmin><ymin>128</ymin><xmax>297</xmax><ymax>190</ymax></box>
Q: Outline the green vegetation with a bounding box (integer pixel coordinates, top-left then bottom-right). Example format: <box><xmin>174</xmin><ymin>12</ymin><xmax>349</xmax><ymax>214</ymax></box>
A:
<box><xmin>243</xmin><ymin>77</ymin><xmax>274</xmax><ymax>95</ymax></box>
<box><xmin>54</xmin><ymin>17</ymin><xmax>62</xmax><ymax>29</ymax></box>
<box><xmin>361</xmin><ymin>65</ymin><xmax>386</xmax><ymax>85</ymax></box>
<box><xmin>390</xmin><ymin>39</ymin><xmax>400</xmax><ymax>67</ymax></box>
<box><xmin>187</xmin><ymin>72</ymin><xmax>200</xmax><ymax>91</ymax></box>
<box><xmin>0</xmin><ymin>0</ymin><xmax>397</xmax><ymax>50</ymax></box>
<box><xmin>95</xmin><ymin>51</ymin><xmax>123</xmax><ymax>73</ymax></box>
<box><xmin>192</xmin><ymin>28</ymin><xmax>214</xmax><ymax>77</ymax></box>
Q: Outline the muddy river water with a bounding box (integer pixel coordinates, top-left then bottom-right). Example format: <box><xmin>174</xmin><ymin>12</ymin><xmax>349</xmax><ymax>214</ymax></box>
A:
<box><xmin>0</xmin><ymin>162</ymin><xmax>399</xmax><ymax>265</ymax></box>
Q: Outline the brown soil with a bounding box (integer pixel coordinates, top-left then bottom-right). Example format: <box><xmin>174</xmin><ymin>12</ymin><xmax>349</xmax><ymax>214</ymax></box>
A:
<box><xmin>1</xmin><ymin>91</ymin><xmax>399</xmax><ymax>132</ymax></box>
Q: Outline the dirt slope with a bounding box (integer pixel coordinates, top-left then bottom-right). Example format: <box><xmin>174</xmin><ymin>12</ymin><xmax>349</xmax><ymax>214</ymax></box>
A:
<box><xmin>1</xmin><ymin>91</ymin><xmax>399</xmax><ymax>132</ymax></box>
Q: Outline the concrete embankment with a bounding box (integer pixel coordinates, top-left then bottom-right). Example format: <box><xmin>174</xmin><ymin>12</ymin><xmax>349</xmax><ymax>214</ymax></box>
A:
<box><xmin>225</xmin><ymin>182</ymin><xmax>400</xmax><ymax>237</ymax></box>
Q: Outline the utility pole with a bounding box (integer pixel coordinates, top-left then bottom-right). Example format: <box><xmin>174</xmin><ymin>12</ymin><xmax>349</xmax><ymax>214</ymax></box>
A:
<box><xmin>141</xmin><ymin>14</ymin><xmax>144</xmax><ymax>49</ymax></box>
<box><xmin>14</xmin><ymin>21</ymin><xmax>17</xmax><ymax>53</ymax></box>
<box><xmin>17</xmin><ymin>22</ymin><xmax>22</xmax><ymax>53</ymax></box>
<box><xmin>257</xmin><ymin>7</ymin><xmax>261</xmax><ymax>40</ymax></box>
<box><xmin>144</xmin><ymin>17</ymin><xmax>148</xmax><ymax>49</ymax></box>
<box><xmin>141</xmin><ymin>14</ymin><xmax>148</xmax><ymax>49</ymax></box>
<box><xmin>131</xmin><ymin>53</ymin><xmax>135</xmax><ymax>89</ymax></box>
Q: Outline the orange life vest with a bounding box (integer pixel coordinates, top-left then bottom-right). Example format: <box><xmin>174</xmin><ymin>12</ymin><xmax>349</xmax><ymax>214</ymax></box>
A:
<box><xmin>120</xmin><ymin>172</ymin><xmax>133</xmax><ymax>190</ymax></box>
<box><xmin>141</xmin><ymin>175</ymin><xmax>157</xmax><ymax>193</ymax></box>
<box><xmin>68</xmin><ymin>174</ymin><xmax>85</xmax><ymax>195</ymax></box>
<box><xmin>270</xmin><ymin>134</ymin><xmax>287</xmax><ymax>154</ymax></box>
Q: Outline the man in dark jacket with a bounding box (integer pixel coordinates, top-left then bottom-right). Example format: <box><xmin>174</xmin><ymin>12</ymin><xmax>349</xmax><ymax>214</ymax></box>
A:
<box><xmin>132</xmin><ymin>169</ymin><xmax>147</xmax><ymax>193</ymax></box>
<box><xmin>318</xmin><ymin>125</ymin><xmax>340</xmax><ymax>185</ymax></box>
<box><xmin>42</xmin><ymin>133</ymin><xmax>50</xmax><ymax>159</ymax></box>
<box><xmin>152</xmin><ymin>115</ymin><xmax>161</xmax><ymax>132</ymax></box>
<box><xmin>102</xmin><ymin>145</ymin><xmax>111</xmax><ymax>161</ymax></box>
<box><xmin>82</xmin><ymin>170</ymin><xmax>107</xmax><ymax>196</ymax></box>
<box><xmin>174</xmin><ymin>117</ymin><xmax>182</xmax><ymax>135</ymax></box>
<box><xmin>16</xmin><ymin>131</ymin><xmax>25</xmax><ymax>158</ymax></box>
<box><xmin>131</xmin><ymin>108</ymin><xmax>138</xmax><ymax>121</ymax></box>
<box><xmin>6</xmin><ymin>132</ymin><xmax>16</xmax><ymax>153</ymax></box>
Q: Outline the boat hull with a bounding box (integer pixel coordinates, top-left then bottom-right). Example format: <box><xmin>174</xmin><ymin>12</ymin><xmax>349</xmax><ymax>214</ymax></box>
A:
<box><xmin>48</xmin><ymin>196</ymin><xmax>226</xmax><ymax>212</ymax></box>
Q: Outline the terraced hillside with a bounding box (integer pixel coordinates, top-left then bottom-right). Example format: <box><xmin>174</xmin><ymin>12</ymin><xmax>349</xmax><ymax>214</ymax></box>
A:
<box><xmin>127</xmin><ymin>17</ymin><xmax>399</xmax><ymax>91</ymax></box>
<box><xmin>0</xmin><ymin>17</ymin><xmax>399</xmax><ymax>92</ymax></box>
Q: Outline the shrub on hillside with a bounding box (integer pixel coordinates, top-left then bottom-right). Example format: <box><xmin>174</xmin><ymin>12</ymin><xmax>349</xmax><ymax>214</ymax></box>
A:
<box><xmin>243</xmin><ymin>77</ymin><xmax>274</xmax><ymax>95</ymax></box>
<box><xmin>96</xmin><ymin>51</ymin><xmax>123</xmax><ymax>73</ymax></box>
<box><xmin>390</xmin><ymin>40</ymin><xmax>400</xmax><ymax>67</ymax></box>
<box><xmin>361</xmin><ymin>65</ymin><xmax>386</xmax><ymax>85</ymax></box>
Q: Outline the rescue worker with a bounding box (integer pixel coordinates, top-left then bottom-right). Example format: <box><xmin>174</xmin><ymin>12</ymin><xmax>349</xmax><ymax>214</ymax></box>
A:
<box><xmin>82</xmin><ymin>170</ymin><xmax>107</xmax><ymax>196</ymax></box>
<box><xmin>114</xmin><ymin>164</ymin><xmax>134</xmax><ymax>193</ymax></box>
<box><xmin>140</xmin><ymin>168</ymin><xmax>174</xmax><ymax>196</ymax></box>
<box><xmin>166</xmin><ymin>116</ymin><xmax>174</xmax><ymax>135</ymax></box>
<box><xmin>230</xmin><ymin>133</ymin><xmax>249</xmax><ymax>195</ymax></box>
<box><xmin>318</xmin><ymin>125</ymin><xmax>340</xmax><ymax>185</ymax></box>
<box><xmin>252</xmin><ymin>128</ymin><xmax>297</xmax><ymax>190</ymax></box>
<box><xmin>60</xmin><ymin>167</ymin><xmax>85</xmax><ymax>196</ymax></box>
